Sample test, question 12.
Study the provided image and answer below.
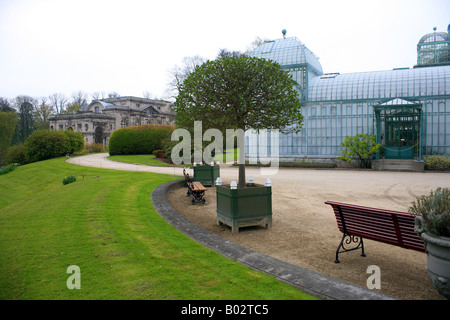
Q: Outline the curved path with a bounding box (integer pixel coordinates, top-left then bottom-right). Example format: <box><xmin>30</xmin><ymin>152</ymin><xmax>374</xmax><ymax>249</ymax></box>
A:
<box><xmin>67</xmin><ymin>153</ymin><xmax>396</xmax><ymax>300</ymax></box>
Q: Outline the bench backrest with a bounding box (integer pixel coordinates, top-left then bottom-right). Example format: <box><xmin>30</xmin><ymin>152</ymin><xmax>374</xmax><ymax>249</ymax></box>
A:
<box><xmin>325</xmin><ymin>201</ymin><xmax>425</xmax><ymax>252</ymax></box>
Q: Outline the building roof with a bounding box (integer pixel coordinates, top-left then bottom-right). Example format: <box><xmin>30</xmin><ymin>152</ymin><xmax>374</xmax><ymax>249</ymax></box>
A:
<box><xmin>418</xmin><ymin>31</ymin><xmax>450</xmax><ymax>44</ymax></box>
<box><xmin>49</xmin><ymin>113</ymin><xmax>115</xmax><ymax>121</ymax></box>
<box><xmin>249</xmin><ymin>36</ymin><xmax>323</xmax><ymax>76</ymax></box>
<box><xmin>307</xmin><ymin>65</ymin><xmax>450</xmax><ymax>103</ymax></box>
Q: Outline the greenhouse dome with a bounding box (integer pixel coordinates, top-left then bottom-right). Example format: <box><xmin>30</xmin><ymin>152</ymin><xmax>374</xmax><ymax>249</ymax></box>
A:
<box><xmin>417</xmin><ymin>26</ymin><xmax>450</xmax><ymax>66</ymax></box>
<box><xmin>249</xmin><ymin>32</ymin><xmax>323</xmax><ymax>101</ymax></box>
<box><xmin>249</xmin><ymin>37</ymin><xmax>323</xmax><ymax>76</ymax></box>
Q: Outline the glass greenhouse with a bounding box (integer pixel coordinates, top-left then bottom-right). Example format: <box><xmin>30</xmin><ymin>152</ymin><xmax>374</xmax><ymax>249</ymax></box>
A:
<box><xmin>247</xmin><ymin>27</ymin><xmax>450</xmax><ymax>164</ymax></box>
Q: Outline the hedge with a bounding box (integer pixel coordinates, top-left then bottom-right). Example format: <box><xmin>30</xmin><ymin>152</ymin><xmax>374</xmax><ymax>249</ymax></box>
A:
<box><xmin>108</xmin><ymin>124</ymin><xmax>175</xmax><ymax>156</ymax></box>
<box><xmin>423</xmin><ymin>155</ymin><xmax>450</xmax><ymax>171</ymax></box>
<box><xmin>24</xmin><ymin>129</ymin><xmax>84</xmax><ymax>163</ymax></box>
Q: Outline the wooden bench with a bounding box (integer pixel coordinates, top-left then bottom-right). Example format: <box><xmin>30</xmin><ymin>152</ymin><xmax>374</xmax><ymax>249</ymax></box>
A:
<box><xmin>324</xmin><ymin>201</ymin><xmax>425</xmax><ymax>263</ymax></box>
<box><xmin>183</xmin><ymin>169</ymin><xmax>206</xmax><ymax>204</ymax></box>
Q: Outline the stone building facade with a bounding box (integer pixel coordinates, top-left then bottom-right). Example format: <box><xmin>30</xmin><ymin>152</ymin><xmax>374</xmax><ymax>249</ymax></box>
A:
<box><xmin>49</xmin><ymin>96</ymin><xmax>175</xmax><ymax>147</ymax></box>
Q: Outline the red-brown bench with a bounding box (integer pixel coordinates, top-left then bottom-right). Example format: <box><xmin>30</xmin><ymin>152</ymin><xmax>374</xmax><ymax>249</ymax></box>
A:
<box><xmin>324</xmin><ymin>201</ymin><xmax>425</xmax><ymax>263</ymax></box>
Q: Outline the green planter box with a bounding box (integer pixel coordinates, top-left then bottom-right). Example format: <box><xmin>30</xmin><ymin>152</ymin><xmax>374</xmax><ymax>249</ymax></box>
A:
<box><xmin>216</xmin><ymin>184</ymin><xmax>272</xmax><ymax>233</ymax></box>
<box><xmin>193</xmin><ymin>164</ymin><xmax>220</xmax><ymax>186</ymax></box>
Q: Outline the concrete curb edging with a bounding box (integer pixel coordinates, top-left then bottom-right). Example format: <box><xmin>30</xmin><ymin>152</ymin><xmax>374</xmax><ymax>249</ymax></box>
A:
<box><xmin>151</xmin><ymin>179</ymin><xmax>397</xmax><ymax>300</ymax></box>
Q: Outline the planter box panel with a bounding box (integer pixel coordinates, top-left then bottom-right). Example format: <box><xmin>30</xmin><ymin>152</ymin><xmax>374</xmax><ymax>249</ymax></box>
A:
<box><xmin>216</xmin><ymin>184</ymin><xmax>272</xmax><ymax>233</ymax></box>
<box><xmin>193</xmin><ymin>165</ymin><xmax>220</xmax><ymax>186</ymax></box>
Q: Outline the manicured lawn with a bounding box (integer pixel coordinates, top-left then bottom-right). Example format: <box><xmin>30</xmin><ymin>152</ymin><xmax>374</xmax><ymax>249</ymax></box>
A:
<box><xmin>0</xmin><ymin>157</ymin><xmax>316</xmax><ymax>300</ymax></box>
<box><xmin>108</xmin><ymin>154</ymin><xmax>187</xmax><ymax>167</ymax></box>
<box><xmin>108</xmin><ymin>149</ymin><xmax>240</xmax><ymax>168</ymax></box>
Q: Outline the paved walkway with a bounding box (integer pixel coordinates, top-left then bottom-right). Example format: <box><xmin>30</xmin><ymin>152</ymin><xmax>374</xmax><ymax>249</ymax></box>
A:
<box><xmin>67</xmin><ymin>153</ymin><xmax>397</xmax><ymax>300</ymax></box>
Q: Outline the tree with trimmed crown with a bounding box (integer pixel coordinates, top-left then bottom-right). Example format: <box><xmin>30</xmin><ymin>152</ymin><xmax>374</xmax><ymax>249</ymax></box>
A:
<box><xmin>174</xmin><ymin>56</ymin><xmax>303</xmax><ymax>188</ymax></box>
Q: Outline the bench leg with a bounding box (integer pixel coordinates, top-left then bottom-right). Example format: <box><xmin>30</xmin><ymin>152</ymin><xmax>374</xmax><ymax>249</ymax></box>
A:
<box><xmin>191</xmin><ymin>191</ymin><xmax>206</xmax><ymax>205</ymax></box>
<box><xmin>335</xmin><ymin>233</ymin><xmax>365</xmax><ymax>263</ymax></box>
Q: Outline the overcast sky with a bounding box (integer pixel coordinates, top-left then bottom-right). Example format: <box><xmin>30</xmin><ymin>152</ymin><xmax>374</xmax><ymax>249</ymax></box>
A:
<box><xmin>0</xmin><ymin>0</ymin><xmax>449</xmax><ymax>102</ymax></box>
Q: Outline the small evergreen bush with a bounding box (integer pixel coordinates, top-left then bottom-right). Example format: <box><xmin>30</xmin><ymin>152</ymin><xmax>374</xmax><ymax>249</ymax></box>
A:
<box><xmin>109</xmin><ymin>124</ymin><xmax>175</xmax><ymax>155</ymax></box>
<box><xmin>0</xmin><ymin>164</ymin><xmax>19</xmax><ymax>175</ymax></box>
<box><xmin>61</xmin><ymin>175</ymin><xmax>77</xmax><ymax>185</ymax></box>
<box><xmin>6</xmin><ymin>144</ymin><xmax>27</xmax><ymax>165</ymax></box>
<box><xmin>152</xmin><ymin>149</ymin><xmax>165</xmax><ymax>158</ymax></box>
<box><xmin>423</xmin><ymin>155</ymin><xmax>450</xmax><ymax>171</ymax></box>
<box><xmin>64</xmin><ymin>130</ymin><xmax>84</xmax><ymax>154</ymax></box>
<box><xmin>409</xmin><ymin>187</ymin><xmax>450</xmax><ymax>237</ymax></box>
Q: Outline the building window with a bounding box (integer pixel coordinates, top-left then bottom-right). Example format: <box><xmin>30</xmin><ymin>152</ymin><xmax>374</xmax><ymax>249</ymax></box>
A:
<box><xmin>59</xmin><ymin>125</ymin><xmax>63</xmax><ymax>130</ymax></box>
<box><xmin>330</xmin><ymin>106</ymin><xmax>337</xmax><ymax>115</ymax></box>
<box><xmin>77</xmin><ymin>124</ymin><xmax>82</xmax><ymax>131</ymax></box>
<box><xmin>121</xmin><ymin>118</ymin><xmax>127</xmax><ymax>128</ymax></box>
<box><xmin>95</xmin><ymin>106</ymin><xmax>100</xmax><ymax>113</ymax></box>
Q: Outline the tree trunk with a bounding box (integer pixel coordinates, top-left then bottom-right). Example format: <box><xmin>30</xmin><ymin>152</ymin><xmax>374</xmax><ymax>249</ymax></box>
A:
<box><xmin>238</xmin><ymin>129</ymin><xmax>246</xmax><ymax>188</ymax></box>
<box><xmin>238</xmin><ymin>163</ymin><xmax>246</xmax><ymax>189</ymax></box>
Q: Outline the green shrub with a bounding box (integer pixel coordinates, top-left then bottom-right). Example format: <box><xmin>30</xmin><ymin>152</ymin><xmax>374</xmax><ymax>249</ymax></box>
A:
<box><xmin>152</xmin><ymin>149</ymin><xmax>165</xmax><ymax>158</ymax></box>
<box><xmin>0</xmin><ymin>164</ymin><xmax>19</xmax><ymax>175</ymax></box>
<box><xmin>64</xmin><ymin>130</ymin><xmax>84</xmax><ymax>154</ymax></box>
<box><xmin>23</xmin><ymin>130</ymin><xmax>85</xmax><ymax>163</ymax></box>
<box><xmin>423</xmin><ymin>155</ymin><xmax>450</xmax><ymax>171</ymax></box>
<box><xmin>61</xmin><ymin>175</ymin><xmax>77</xmax><ymax>185</ymax></box>
<box><xmin>25</xmin><ymin>130</ymin><xmax>68</xmax><ymax>163</ymax></box>
<box><xmin>109</xmin><ymin>124</ymin><xmax>175</xmax><ymax>155</ymax></box>
<box><xmin>409</xmin><ymin>187</ymin><xmax>450</xmax><ymax>237</ymax></box>
<box><xmin>6</xmin><ymin>144</ymin><xmax>27</xmax><ymax>165</ymax></box>
<box><xmin>337</xmin><ymin>133</ymin><xmax>381</xmax><ymax>168</ymax></box>
<box><xmin>162</xmin><ymin>136</ymin><xmax>185</xmax><ymax>164</ymax></box>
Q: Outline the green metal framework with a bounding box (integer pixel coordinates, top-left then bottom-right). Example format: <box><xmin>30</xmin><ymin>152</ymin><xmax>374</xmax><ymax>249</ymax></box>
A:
<box><xmin>282</xmin><ymin>64</ymin><xmax>308</xmax><ymax>101</ymax></box>
<box><xmin>374</xmin><ymin>100</ymin><xmax>423</xmax><ymax>160</ymax></box>
<box><xmin>417</xmin><ymin>28</ymin><xmax>450</xmax><ymax>67</ymax></box>
<box><xmin>246</xmin><ymin>30</ymin><xmax>450</xmax><ymax>161</ymax></box>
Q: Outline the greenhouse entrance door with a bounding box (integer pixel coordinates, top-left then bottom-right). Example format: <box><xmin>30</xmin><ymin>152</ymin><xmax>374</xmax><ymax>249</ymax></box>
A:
<box><xmin>374</xmin><ymin>99</ymin><xmax>423</xmax><ymax>160</ymax></box>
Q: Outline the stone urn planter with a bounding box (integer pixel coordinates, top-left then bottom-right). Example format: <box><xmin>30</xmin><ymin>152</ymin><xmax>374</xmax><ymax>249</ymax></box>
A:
<box><xmin>216</xmin><ymin>180</ymin><xmax>272</xmax><ymax>233</ymax></box>
<box><xmin>411</xmin><ymin>187</ymin><xmax>450</xmax><ymax>299</ymax></box>
<box><xmin>415</xmin><ymin>216</ymin><xmax>450</xmax><ymax>299</ymax></box>
<box><xmin>193</xmin><ymin>163</ymin><xmax>220</xmax><ymax>187</ymax></box>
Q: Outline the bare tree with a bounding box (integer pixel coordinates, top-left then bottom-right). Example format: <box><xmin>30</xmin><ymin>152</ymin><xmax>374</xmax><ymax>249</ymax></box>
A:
<box><xmin>49</xmin><ymin>93</ymin><xmax>68</xmax><ymax>114</ymax></box>
<box><xmin>91</xmin><ymin>92</ymin><xmax>101</xmax><ymax>101</ymax></box>
<box><xmin>71</xmin><ymin>90</ymin><xmax>89</xmax><ymax>107</ymax></box>
<box><xmin>0</xmin><ymin>97</ymin><xmax>14</xmax><ymax>113</ymax></box>
<box><xmin>34</xmin><ymin>101</ymin><xmax>54</xmax><ymax>130</ymax></box>
<box><xmin>107</xmin><ymin>92</ymin><xmax>120</xmax><ymax>98</ymax></box>
<box><xmin>216</xmin><ymin>48</ymin><xmax>247</xmax><ymax>59</ymax></box>
<box><xmin>143</xmin><ymin>91</ymin><xmax>154</xmax><ymax>99</ymax></box>
<box><xmin>245</xmin><ymin>36</ymin><xmax>270</xmax><ymax>54</ymax></box>
<box><xmin>166</xmin><ymin>55</ymin><xmax>206</xmax><ymax>99</ymax></box>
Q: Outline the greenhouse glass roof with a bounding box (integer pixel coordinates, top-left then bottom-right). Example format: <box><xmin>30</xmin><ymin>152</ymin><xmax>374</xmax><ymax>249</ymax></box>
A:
<box><xmin>249</xmin><ymin>37</ymin><xmax>323</xmax><ymax>76</ymax></box>
<box><xmin>307</xmin><ymin>65</ymin><xmax>450</xmax><ymax>103</ymax></box>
